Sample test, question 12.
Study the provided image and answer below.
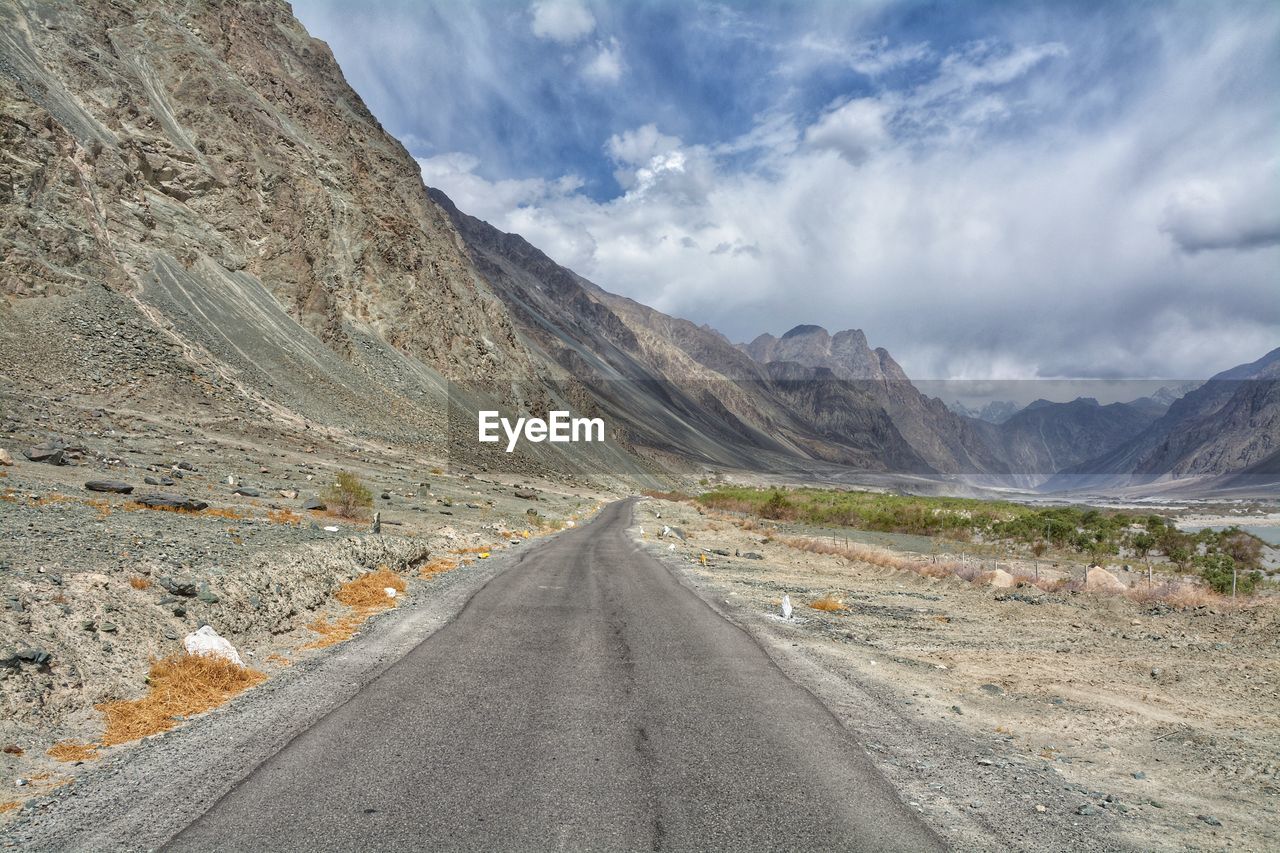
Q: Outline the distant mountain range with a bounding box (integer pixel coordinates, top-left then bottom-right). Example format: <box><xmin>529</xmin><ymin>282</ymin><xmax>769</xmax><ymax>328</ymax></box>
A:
<box><xmin>1046</xmin><ymin>349</ymin><xmax>1280</xmax><ymax>493</ymax></box>
<box><xmin>1</xmin><ymin>0</ymin><xmax>1274</xmax><ymax>497</ymax></box>
<box><xmin>946</xmin><ymin>399</ymin><xmax>1023</xmax><ymax>424</ymax></box>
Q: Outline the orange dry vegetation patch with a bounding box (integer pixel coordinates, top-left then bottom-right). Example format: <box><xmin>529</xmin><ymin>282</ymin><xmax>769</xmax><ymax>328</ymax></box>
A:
<box><xmin>31</xmin><ymin>494</ymin><xmax>76</xmax><ymax>507</ymax></box>
<box><xmin>46</xmin><ymin>741</ymin><xmax>98</xmax><ymax>763</ymax></box>
<box><xmin>419</xmin><ymin>557</ymin><xmax>458</xmax><ymax>578</ymax></box>
<box><xmin>334</xmin><ymin>568</ymin><xmax>406</xmax><ymax>610</ymax></box>
<box><xmin>96</xmin><ymin>654</ymin><xmax>266</xmax><ymax>746</ymax></box>
<box><xmin>129</xmin><ymin>576</ymin><xmax>150</xmax><ymax>590</ymax></box>
<box><xmin>267</xmin><ymin>508</ymin><xmax>303</xmax><ymax>525</ymax></box>
<box><xmin>451</xmin><ymin>545</ymin><xmax>494</xmax><ymax>555</ymax></box>
<box><xmin>302</xmin><ymin>614</ymin><xmax>365</xmax><ymax>649</ymax></box>
<box><xmin>0</xmin><ymin>801</ymin><xmax>19</xmax><ymax>815</ymax></box>
<box><xmin>302</xmin><ymin>569</ymin><xmax>408</xmax><ymax>650</ymax></box>
<box><xmin>264</xmin><ymin>653</ymin><xmax>292</xmax><ymax>666</ymax></box>
<box><xmin>809</xmin><ymin>595</ymin><xmax>848</xmax><ymax>612</ymax></box>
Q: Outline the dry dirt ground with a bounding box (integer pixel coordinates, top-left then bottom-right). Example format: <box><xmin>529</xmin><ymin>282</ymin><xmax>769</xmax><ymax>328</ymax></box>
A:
<box><xmin>0</xmin><ymin>386</ymin><xmax>607</xmax><ymax>818</ymax></box>
<box><xmin>633</xmin><ymin>497</ymin><xmax>1280</xmax><ymax>853</ymax></box>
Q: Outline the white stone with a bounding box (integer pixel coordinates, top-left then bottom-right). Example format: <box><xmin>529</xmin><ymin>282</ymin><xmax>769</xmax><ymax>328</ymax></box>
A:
<box><xmin>183</xmin><ymin>625</ymin><xmax>244</xmax><ymax>667</ymax></box>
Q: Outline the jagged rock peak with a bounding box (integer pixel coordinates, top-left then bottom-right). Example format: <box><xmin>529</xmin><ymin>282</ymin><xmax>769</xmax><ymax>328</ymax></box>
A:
<box><xmin>781</xmin><ymin>324</ymin><xmax>828</xmax><ymax>340</ymax></box>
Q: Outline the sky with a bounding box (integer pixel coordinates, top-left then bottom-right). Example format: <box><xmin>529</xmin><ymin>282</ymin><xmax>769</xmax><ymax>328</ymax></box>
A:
<box><xmin>293</xmin><ymin>0</ymin><xmax>1280</xmax><ymax>381</ymax></box>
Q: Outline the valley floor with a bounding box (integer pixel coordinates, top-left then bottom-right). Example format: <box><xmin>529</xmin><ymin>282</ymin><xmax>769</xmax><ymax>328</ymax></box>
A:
<box><xmin>633</xmin><ymin>498</ymin><xmax>1280</xmax><ymax>852</ymax></box>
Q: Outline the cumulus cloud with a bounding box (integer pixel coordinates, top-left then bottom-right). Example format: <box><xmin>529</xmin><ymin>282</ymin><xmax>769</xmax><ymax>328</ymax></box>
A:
<box><xmin>583</xmin><ymin>37</ymin><xmax>624</xmax><ymax>83</ymax></box>
<box><xmin>804</xmin><ymin>98</ymin><xmax>890</xmax><ymax>164</ymax></box>
<box><xmin>1160</xmin><ymin>173</ymin><xmax>1280</xmax><ymax>253</ymax></box>
<box><xmin>530</xmin><ymin>0</ymin><xmax>596</xmax><ymax>43</ymax></box>
<box><xmin>298</xmin><ymin>0</ymin><xmax>1280</xmax><ymax>381</ymax></box>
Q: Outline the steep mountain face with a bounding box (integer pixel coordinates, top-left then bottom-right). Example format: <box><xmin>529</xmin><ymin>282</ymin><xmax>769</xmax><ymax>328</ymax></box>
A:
<box><xmin>1048</xmin><ymin>348</ymin><xmax>1280</xmax><ymax>489</ymax></box>
<box><xmin>427</xmin><ymin>190</ymin><xmax>932</xmax><ymax>475</ymax></box>
<box><xmin>739</xmin><ymin>325</ymin><xmax>1009</xmax><ymax>476</ymax></box>
<box><xmin>995</xmin><ymin>397</ymin><xmax>1163</xmax><ymax>477</ymax></box>
<box><xmin>946</xmin><ymin>400</ymin><xmax>1022</xmax><ymax>424</ymax></box>
<box><xmin>3</xmin><ymin>0</ymin><xmax>1269</xmax><ymax>494</ymax></box>
<box><xmin>1</xmin><ymin>0</ymin><xmax>536</xmax><ymax>449</ymax></box>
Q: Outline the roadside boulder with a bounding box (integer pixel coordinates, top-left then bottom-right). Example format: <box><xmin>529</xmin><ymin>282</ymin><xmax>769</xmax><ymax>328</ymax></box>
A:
<box><xmin>232</xmin><ymin>487</ymin><xmax>261</xmax><ymax>498</ymax></box>
<box><xmin>301</xmin><ymin>496</ymin><xmax>326</xmax><ymax>511</ymax></box>
<box><xmin>23</xmin><ymin>441</ymin><xmax>66</xmax><ymax>465</ymax></box>
<box><xmin>514</xmin><ymin>488</ymin><xmax>539</xmax><ymax>500</ymax></box>
<box><xmin>0</xmin><ymin>449</ymin><xmax>13</xmax><ymax>466</ymax></box>
<box><xmin>183</xmin><ymin>626</ymin><xmax>244</xmax><ymax>667</ymax></box>
<box><xmin>984</xmin><ymin>569</ymin><xmax>1017</xmax><ymax>588</ymax></box>
<box><xmin>85</xmin><ymin>480</ymin><xmax>133</xmax><ymax>494</ymax></box>
<box><xmin>1086</xmin><ymin>567</ymin><xmax>1127</xmax><ymax>593</ymax></box>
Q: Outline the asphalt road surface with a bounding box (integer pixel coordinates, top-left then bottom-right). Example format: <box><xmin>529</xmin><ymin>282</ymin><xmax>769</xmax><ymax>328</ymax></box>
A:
<box><xmin>168</xmin><ymin>499</ymin><xmax>945</xmax><ymax>852</ymax></box>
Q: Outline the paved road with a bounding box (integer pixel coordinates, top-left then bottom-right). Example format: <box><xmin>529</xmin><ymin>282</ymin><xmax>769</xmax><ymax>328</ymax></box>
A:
<box><xmin>169</xmin><ymin>499</ymin><xmax>945</xmax><ymax>852</ymax></box>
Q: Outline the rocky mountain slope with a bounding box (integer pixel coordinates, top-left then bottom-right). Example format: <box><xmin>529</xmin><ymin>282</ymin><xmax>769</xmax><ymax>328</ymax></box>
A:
<box><xmin>1047</xmin><ymin>348</ymin><xmax>1280</xmax><ymax>491</ymax></box>
<box><xmin>0</xmin><ymin>0</ymin><xmax>542</xmax><ymax>457</ymax></box>
<box><xmin>740</xmin><ymin>325</ymin><xmax>1010</xmax><ymax>476</ymax></box>
<box><xmin>428</xmin><ymin>190</ymin><xmax>932</xmax><ymax>475</ymax></box>
<box><xmin>945</xmin><ymin>399</ymin><xmax>1022</xmax><ymax>424</ymax></box>
<box><xmin>995</xmin><ymin>397</ymin><xmax>1163</xmax><ymax>478</ymax></box>
<box><xmin>1</xmin><ymin>0</ymin><xmax>1271</xmax><ymax>496</ymax></box>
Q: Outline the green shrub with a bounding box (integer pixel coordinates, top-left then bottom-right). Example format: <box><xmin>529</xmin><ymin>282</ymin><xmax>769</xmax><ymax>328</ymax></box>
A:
<box><xmin>1195</xmin><ymin>552</ymin><xmax>1260</xmax><ymax>596</ymax></box>
<box><xmin>324</xmin><ymin>470</ymin><xmax>373</xmax><ymax>519</ymax></box>
<box><xmin>761</xmin><ymin>490</ymin><xmax>790</xmax><ymax>520</ymax></box>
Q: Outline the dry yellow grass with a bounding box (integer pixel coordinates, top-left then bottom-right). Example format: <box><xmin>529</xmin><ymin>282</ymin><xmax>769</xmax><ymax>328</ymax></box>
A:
<box><xmin>809</xmin><ymin>595</ymin><xmax>848</xmax><ymax>612</ymax></box>
<box><xmin>97</xmin><ymin>654</ymin><xmax>266</xmax><ymax>746</ymax></box>
<box><xmin>264</xmin><ymin>653</ymin><xmax>293</xmax><ymax>666</ymax></box>
<box><xmin>334</xmin><ymin>568</ymin><xmax>406</xmax><ymax>610</ymax></box>
<box><xmin>301</xmin><ymin>614</ymin><xmax>365</xmax><ymax>649</ymax></box>
<box><xmin>302</xmin><ymin>568</ymin><xmax>408</xmax><ymax>650</ymax></box>
<box><xmin>0</xmin><ymin>801</ymin><xmax>19</xmax><ymax>815</ymax></box>
<box><xmin>420</xmin><ymin>557</ymin><xmax>459</xmax><ymax>577</ymax></box>
<box><xmin>129</xmin><ymin>576</ymin><xmax>150</xmax><ymax>590</ymax></box>
<box><xmin>451</xmin><ymin>545</ymin><xmax>494</xmax><ymax>555</ymax></box>
<box><xmin>46</xmin><ymin>741</ymin><xmax>98</xmax><ymax>763</ymax></box>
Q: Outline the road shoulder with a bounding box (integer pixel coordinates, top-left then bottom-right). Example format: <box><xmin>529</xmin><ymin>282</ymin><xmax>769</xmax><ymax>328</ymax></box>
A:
<box><xmin>2</xmin><ymin>542</ymin><xmax>534</xmax><ymax>851</ymax></box>
<box><xmin>630</xmin><ymin>498</ymin><xmax>1135</xmax><ymax>853</ymax></box>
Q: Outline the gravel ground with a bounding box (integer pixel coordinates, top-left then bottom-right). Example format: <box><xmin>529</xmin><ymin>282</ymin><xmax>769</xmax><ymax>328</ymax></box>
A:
<box><xmin>631</xmin><ymin>498</ymin><xmax>1280</xmax><ymax>853</ymax></box>
<box><xmin>0</xmin><ymin>383</ymin><xmax>607</xmax><ymax>821</ymax></box>
<box><xmin>1</xmin><ymin>536</ymin><xmax>535</xmax><ymax>850</ymax></box>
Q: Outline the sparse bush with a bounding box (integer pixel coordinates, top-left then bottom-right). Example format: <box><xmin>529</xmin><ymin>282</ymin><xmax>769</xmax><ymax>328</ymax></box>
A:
<box><xmin>761</xmin><ymin>490</ymin><xmax>790</xmax><ymax>520</ymax></box>
<box><xmin>1195</xmin><ymin>552</ymin><xmax>1260</xmax><ymax>596</ymax></box>
<box><xmin>129</xmin><ymin>576</ymin><xmax>150</xmax><ymax>590</ymax></box>
<box><xmin>323</xmin><ymin>470</ymin><xmax>373</xmax><ymax>519</ymax></box>
<box><xmin>809</xmin><ymin>595</ymin><xmax>847</xmax><ymax>612</ymax></box>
